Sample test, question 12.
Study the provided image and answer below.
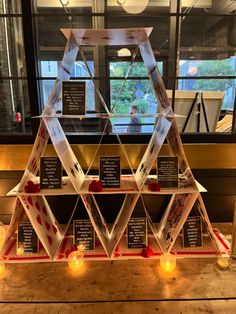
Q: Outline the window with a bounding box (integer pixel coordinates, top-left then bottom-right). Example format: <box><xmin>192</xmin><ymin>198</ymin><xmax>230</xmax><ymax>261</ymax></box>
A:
<box><xmin>39</xmin><ymin>61</ymin><xmax>95</xmax><ymax>111</ymax></box>
<box><xmin>110</xmin><ymin>61</ymin><xmax>163</xmax><ymax>133</ymax></box>
<box><xmin>177</xmin><ymin>7</ymin><xmax>236</xmax><ymax>135</ymax></box>
<box><xmin>0</xmin><ymin>0</ymin><xmax>235</xmax><ymax>142</ymax></box>
<box><xmin>0</xmin><ymin>1</ymin><xmax>30</xmax><ymax>136</ymax></box>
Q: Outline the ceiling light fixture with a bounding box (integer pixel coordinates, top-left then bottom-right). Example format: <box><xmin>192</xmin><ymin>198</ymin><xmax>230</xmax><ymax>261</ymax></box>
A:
<box><xmin>117</xmin><ymin>0</ymin><xmax>126</xmax><ymax>4</ymax></box>
<box><xmin>60</xmin><ymin>0</ymin><xmax>69</xmax><ymax>6</ymax></box>
<box><xmin>119</xmin><ymin>0</ymin><xmax>149</xmax><ymax>14</ymax></box>
<box><xmin>117</xmin><ymin>48</ymin><xmax>131</xmax><ymax>57</ymax></box>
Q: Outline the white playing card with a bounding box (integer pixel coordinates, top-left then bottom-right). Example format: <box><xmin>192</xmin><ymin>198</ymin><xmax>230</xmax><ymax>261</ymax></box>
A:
<box><xmin>19</xmin><ymin>194</ymin><xmax>63</xmax><ymax>259</ymax></box>
<box><xmin>0</xmin><ymin>198</ymin><xmax>25</xmax><ymax>256</ymax></box>
<box><xmin>135</xmin><ymin>116</ymin><xmax>172</xmax><ymax>189</ymax></box>
<box><xmin>18</xmin><ymin>120</ymin><xmax>49</xmax><ymax>193</ymax></box>
<box><xmin>43</xmin><ymin>34</ymin><xmax>78</xmax><ymax>116</ymax></box>
<box><xmin>81</xmin><ymin>194</ymin><xmax>109</xmax><ymax>256</ymax></box>
<box><xmin>157</xmin><ymin>192</ymin><xmax>198</xmax><ymax>252</ymax></box>
<box><xmin>43</xmin><ymin>117</ymin><xmax>85</xmax><ymax>192</ymax></box>
<box><xmin>81</xmin><ymin>193</ymin><xmax>139</xmax><ymax>258</ymax></box>
<box><xmin>108</xmin><ymin>194</ymin><xmax>139</xmax><ymax>256</ymax></box>
<box><xmin>194</xmin><ymin>194</ymin><xmax>222</xmax><ymax>252</ymax></box>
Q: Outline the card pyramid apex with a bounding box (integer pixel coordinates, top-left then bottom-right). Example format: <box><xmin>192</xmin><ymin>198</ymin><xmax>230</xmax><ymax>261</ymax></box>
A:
<box><xmin>61</xmin><ymin>27</ymin><xmax>153</xmax><ymax>45</ymax></box>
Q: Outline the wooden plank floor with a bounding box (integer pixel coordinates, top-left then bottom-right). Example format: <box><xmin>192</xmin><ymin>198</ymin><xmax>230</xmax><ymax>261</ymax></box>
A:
<box><xmin>0</xmin><ymin>258</ymin><xmax>236</xmax><ymax>313</ymax></box>
<box><xmin>1</xmin><ymin>300</ymin><xmax>236</xmax><ymax>314</ymax></box>
<box><xmin>0</xmin><ymin>224</ymin><xmax>235</xmax><ymax>313</ymax></box>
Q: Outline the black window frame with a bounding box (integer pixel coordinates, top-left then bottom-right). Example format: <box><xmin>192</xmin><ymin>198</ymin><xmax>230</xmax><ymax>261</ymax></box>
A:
<box><xmin>0</xmin><ymin>0</ymin><xmax>235</xmax><ymax>144</ymax></box>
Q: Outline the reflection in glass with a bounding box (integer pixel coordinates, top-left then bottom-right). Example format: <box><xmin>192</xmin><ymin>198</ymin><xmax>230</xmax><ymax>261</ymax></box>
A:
<box><xmin>0</xmin><ymin>79</ymin><xmax>31</xmax><ymax>134</ymax></box>
<box><xmin>169</xmin><ymin>86</ymin><xmax>235</xmax><ymax>134</ymax></box>
<box><xmin>0</xmin><ymin>8</ymin><xmax>30</xmax><ymax>134</ymax></box>
<box><xmin>0</xmin><ymin>0</ymin><xmax>21</xmax><ymax>14</ymax></box>
<box><xmin>178</xmin><ymin>78</ymin><xmax>236</xmax><ymax>111</ymax></box>
<box><xmin>179</xmin><ymin>58</ymin><xmax>235</xmax><ymax>77</ymax></box>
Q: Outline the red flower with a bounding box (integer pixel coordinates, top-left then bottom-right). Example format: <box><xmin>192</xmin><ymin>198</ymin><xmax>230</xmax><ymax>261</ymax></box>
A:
<box><xmin>88</xmin><ymin>180</ymin><xmax>103</xmax><ymax>192</ymax></box>
<box><xmin>148</xmin><ymin>180</ymin><xmax>161</xmax><ymax>192</ymax></box>
<box><xmin>141</xmin><ymin>246</ymin><xmax>154</xmax><ymax>258</ymax></box>
<box><xmin>66</xmin><ymin>244</ymin><xmax>77</xmax><ymax>258</ymax></box>
<box><xmin>25</xmin><ymin>181</ymin><xmax>40</xmax><ymax>193</ymax></box>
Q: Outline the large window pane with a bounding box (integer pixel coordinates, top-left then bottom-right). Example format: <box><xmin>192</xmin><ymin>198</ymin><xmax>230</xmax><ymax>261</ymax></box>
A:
<box><xmin>110</xmin><ymin>61</ymin><xmax>163</xmax><ymax>78</ymax></box>
<box><xmin>180</xmin><ymin>15</ymin><xmax>236</xmax><ymax>60</ymax></box>
<box><xmin>36</xmin><ymin>0</ymin><xmax>93</xmax><ymax>13</ymax></box>
<box><xmin>178</xmin><ymin>78</ymin><xmax>236</xmax><ymax>111</ymax></box>
<box><xmin>107</xmin><ymin>0</ymin><xmax>170</xmax><ymax>14</ymax></box>
<box><xmin>176</xmin><ymin>79</ymin><xmax>236</xmax><ymax>133</ymax></box>
<box><xmin>179</xmin><ymin>58</ymin><xmax>235</xmax><ymax>77</ymax></box>
<box><xmin>107</xmin><ymin>15</ymin><xmax>169</xmax><ymax>59</ymax></box>
<box><xmin>0</xmin><ymin>0</ymin><xmax>21</xmax><ymax>14</ymax></box>
<box><xmin>0</xmin><ymin>8</ymin><xmax>30</xmax><ymax>134</ymax></box>
<box><xmin>178</xmin><ymin>8</ymin><xmax>236</xmax><ymax>135</ymax></box>
<box><xmin>0</xmin><ymin>79</ymin><xmax>31</xmax><ymax>133</ymax></box>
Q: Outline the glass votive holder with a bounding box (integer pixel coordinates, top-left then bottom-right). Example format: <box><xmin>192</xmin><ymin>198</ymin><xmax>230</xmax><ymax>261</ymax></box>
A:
<box><xmin>68</xmin><ymin>250</ymin><xmax>84</xmax><ymax>272</ymax></box>
<box><xmin>0</xmin><ymin>223</ymin><xmax>6</xmax><ymax>249</ymax></box>
<box><xmin>17</xmin><ymin>244</ymin><xmax>24</xmax><ymax>255</ymax></box>
<box><xmin>160</xmin><ymin>252</ymin><xmax>176</xmax><ymax>273</ymax></box>
<box><xmin>216</xmin><ymin>257</ymin><xmax>230</xmax><ymax>270</ymax></box>
<box><xmin>0</xmin><ymin>257</ymin><xmax>5</xmax><ymax>275</ymax></box>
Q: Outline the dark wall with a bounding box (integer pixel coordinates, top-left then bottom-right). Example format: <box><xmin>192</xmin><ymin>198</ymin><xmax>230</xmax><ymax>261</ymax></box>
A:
<box><xmin>0</xmin><ymin>170</ymin><xmax>235</xmax><ymax>224</ymax></box>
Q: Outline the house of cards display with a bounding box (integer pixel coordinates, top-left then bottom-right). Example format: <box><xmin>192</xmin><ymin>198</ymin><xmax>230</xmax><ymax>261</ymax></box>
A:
<box><xmin>1</xmin><ymin>28</ymin><xmax>230</xmax><ymax>262</ymax></box>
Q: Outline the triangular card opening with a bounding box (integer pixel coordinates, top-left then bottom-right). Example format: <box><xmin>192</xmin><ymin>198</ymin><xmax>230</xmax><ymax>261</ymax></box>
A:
<box><xmin>0</xmin><ymin>199</ymin><xmax>25</xmax><ymax>257</ymax></box>
<box><xmin>156</xmin><ymin>192</ymin><xmax>199</xmax><ymax>252</ymax></box>
<box><xmin>135</xmin><ymin>116</ymin><xmax>172</xmax><ymax>189</ymax></box>
<box><xmin>81</xmin><ymin>193</ymin><xmax>139</xmax><ymax>257</ymax></box>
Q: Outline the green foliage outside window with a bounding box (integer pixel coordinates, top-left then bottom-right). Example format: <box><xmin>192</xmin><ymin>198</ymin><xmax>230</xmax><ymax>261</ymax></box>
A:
<box><xmin>110</xmin><ymin>61</ymin><xmax>162</xmax><ymax>114</ymax></box>
<box><xmin>193</xmin><ymin>60</ymin><xmax>234</xmax><ymax>91</ymax></box>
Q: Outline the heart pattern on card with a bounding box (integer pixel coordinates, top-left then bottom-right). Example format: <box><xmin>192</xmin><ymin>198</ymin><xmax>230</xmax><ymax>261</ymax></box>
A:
<box><xmin>42</xmin><ymin>206</ymin><xmax>48</xmax><ymax>216</ymax></box>
<box><xmin>47</xmin><ymin>235</ymin><xmax>53</xmax><ymax>246</ymax></box>
<box><xmin>52</xmin><ymin>225</ymin><xmax>57</xmax><ymax>234</ymax></box>
<box><xmin>36</xmin><ymin>214</ymin><xmax>42</xmax><ymax>225</ymax></box>
<box><xmin>35</xmin><ymin>201</ymin><xmax>40</xmax><ymax>211</ymax></box>
<box><xmin>45</xmin><ymin>221</ymin><xmax>51</xmax><ymax>231</ymax></box>
<box><xmin>27</xmin><ymin>196</ymin><xmax>33</xmax><ymax>207</ymax></box>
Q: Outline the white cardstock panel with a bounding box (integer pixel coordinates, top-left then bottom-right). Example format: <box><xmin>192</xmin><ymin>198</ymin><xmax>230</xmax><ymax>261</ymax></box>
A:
<box><xmin>194</xmin><ymin>194</ymin><xmax>222</xmax><ymax>253</ymax></box>
<box><xmin>19</xmin><ymin>194</ymin><xmax>63</xmax><ymax>259</ymax></box>
<box><xmin>139</xmin><ymin>35</ymin><xmax>197</xmax><ymax>190</ymax></box>
<box><xmin>43</xmin><ymin>117</ymin><xmax>85</xmax><ymax>192</ymax></box>
<box><xmin>81</xmin><ymin>194</ymin><xmax>109</xmax><ymax>256</ymax></box>
<box><xmin>135</xmin><ymin>116</ymin><xmax>172</xmax><ymax>189</ymax></box>
<box><xmin>81</xmin><ymin>193</ymin><xmax>139</xmax><ymax>258</ymax></box>
<box><xmin>157</xmin><ymin>192</ymin><xmax>198</xmax><ymax>252</ymax></box>
<box><xmin>18</xmin><ymin>120</ymin><xmax>49</xmax><ymax>192</ymax></box>
<box><xmin>43</xmin><ymin>33</ymin><xmax>79</xmax><ymax>116</ymax></box>
<box><xmin>108</xmin><ymin>194</ymin><xmax>139</xmax><ymax>256</ymax></box>
<box><xmin>0</xmin><ymin>198</ymin><xmax>25</xmax><ymax>256</ymax></box>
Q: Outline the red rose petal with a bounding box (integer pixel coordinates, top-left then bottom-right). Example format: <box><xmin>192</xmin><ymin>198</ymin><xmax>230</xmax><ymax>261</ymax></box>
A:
<box><xmin>141</xmin><ymin>246</ymin><xmax>154</xmax><ymax>258</ymax></box>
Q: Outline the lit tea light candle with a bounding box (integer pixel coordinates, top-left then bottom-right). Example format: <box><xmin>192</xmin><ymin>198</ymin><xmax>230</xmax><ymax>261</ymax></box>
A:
<box><xmin>0</xmin><ymin>223</ymin><xmax>6</xmax><ymax>249</ymax></box>
<box><xmin>77</xmin><ymin>244</ymin><xmax>85</xmax><ymax>252</ymax></box>
<box><xmin>217</xmin><ymin>257</ymin><xmax>230</xmax><ymax>269</ymax></box>
<box><xmin>17</xmin><ymin>245</ymin><xmax>24</xmax><ymax>255</ymax></box>
<box><xmin>0</xmin><ymin>257</ymin><xmax>5</xmax><ymax>275</ymax></box>
<box><xmin>68</xmin><ymin>250</ymin><xmax>84</xmax><ymax>272</ymax></box>
<box><xmin>160</xmin><ymin>252</ymin><xmax>176</xmax><ymax>273</ymax></box>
